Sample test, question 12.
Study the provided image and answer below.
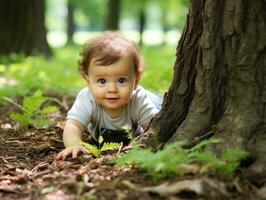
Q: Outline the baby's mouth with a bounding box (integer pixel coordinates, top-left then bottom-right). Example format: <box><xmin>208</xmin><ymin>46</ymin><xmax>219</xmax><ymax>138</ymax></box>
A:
<box><xmin>106</xmin><ymin>97</ymin><xmax>119</xmax><ymax>100</ymax></box>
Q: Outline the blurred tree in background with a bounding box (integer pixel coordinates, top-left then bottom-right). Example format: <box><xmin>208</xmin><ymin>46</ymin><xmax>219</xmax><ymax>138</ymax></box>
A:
<box><xmin>122</xmin><ymin>0</ymin><xmax>149</xmax><ymax>46</ymax></box>
<box><xmin>0</xmin><ymin>0</ymin><xmax>189</xmax><ymax>57</ymax></box>
<box><xmin>67</xmin><ymin>0</ymin><xmax>75</xmax><ymax>44</ymax></box>
<box><xmin>72</xmin><ymin>0</ymin><xmax>107</xmax><ymax>31</ymax></box>
<box><xmin>106</xmin><ymin>0</ymin><xmax>121</xmax><ymax>30</ymax></box>
<box><xmin>157</xmin><ymin>0</ymin><xmax>188</xmax><ymax>44</ymax></box>
<box><xmin>47</xmin><ymin>0</ymin><xmax>188</xmax><ymax>47</ymax></box>
<box><xmin>0</xmin><ymin>0</ymin><xmax>51</xmax><ymax>57</ymax></box>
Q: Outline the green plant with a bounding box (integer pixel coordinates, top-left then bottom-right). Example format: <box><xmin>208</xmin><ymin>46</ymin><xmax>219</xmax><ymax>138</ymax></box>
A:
<box><xmin>79</xmin><ymin>136</ymin><xmax>121</xmax><ymax>158</ymax></box>
<box><xmin>41</xmin><ymin>186</ymin><xmax>54</xmax><ymax>194</ymax></box>
<box><xmin>115</xmin><ymin>139</ymin><xmax>249</xmax><ymax>179</ymax></box>
<box><xmin>4</xmin><ymin>90</ymin><xmax>60</xmax><ymax>128</ymax></box>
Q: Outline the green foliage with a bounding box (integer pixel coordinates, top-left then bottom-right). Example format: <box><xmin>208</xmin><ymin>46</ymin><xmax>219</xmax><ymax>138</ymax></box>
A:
<box><xmin>219</xmin><ymin>149</ymin><xmax>250</xmax><ymax>175</ymax></box>
<box><xmin>0</xmin><ymin>46</ymin><xmax>81</xmax><ymax>100</ymax></box>
<box><xmin>5</xmin><ymin>90</ymin><xmax>60</xmax><ymax>128</ymax></box>
<box><xmin>73</xmin><ymin>0</ymin><xmax>107</xmax><ymax>31</ymax></box>
<box><xmin>0</xmin><ymin>53</ymin><xmax>25</xmax><ymax>65</ymax></box>
<box><xmin>115</xmin><ymin>139</ymin><xmax>249</xmax><ymax>179</ymax></box>
<box><xmin>80</xmin><ymin>192</ymin><xmax>97</xmax><ymax>200</ymax></box>
<box><xmin>0</xmin><ymin>44</ymin><xmax>174</xmax><ymax>102</ymax></box>
<box><xmin>41</xmin><ymin>186</ymin><xmax>54</xmax><ymax>194</ymax></box>
<box><xmin>79</xmin><ymin>136</ymin><xmax>120</xmax><ymax>158</ymax></box>
<box><xmin>141</xmin><ymin>45</ymin><xmax>175</xmax><ymax>94</ymax></box>
<box><xmin>122</xmin><ymin>0</ymin><xmax>188</xmax><ymax>30</ymax></box>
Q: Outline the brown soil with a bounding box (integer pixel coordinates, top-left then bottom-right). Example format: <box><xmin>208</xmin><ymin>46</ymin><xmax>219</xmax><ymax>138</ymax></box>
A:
<box><xmin>0</xmin><ymin>104</ymin><xmax>264</xmax><ymax>200</ymax></box>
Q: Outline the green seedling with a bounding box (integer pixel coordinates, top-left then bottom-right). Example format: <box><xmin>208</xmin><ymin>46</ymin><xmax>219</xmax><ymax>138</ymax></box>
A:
<box><xmin>41</xmin><ymin>186</ymin><xmax>54</xmax><ymax>194</ymax></box>
<box><xmin>4</xmin><ymin>90</ymin><xmax>61</xmax><ymax>128</ymax></box>
<box><xmin>79</xmin><ymin>136</ymin><xmax>121</xmax><ymax>158</ymax></box>
<box><xmin>115</xmin><ymin>138</ymin><xmax>249</xmax><ymax>179</ymax></box>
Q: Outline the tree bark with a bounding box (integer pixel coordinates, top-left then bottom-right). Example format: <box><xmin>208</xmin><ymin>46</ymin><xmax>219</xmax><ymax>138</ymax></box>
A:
<box><xmin>106</xmin><ymin>0</ymin><xmax>121</xmax><ymax>30</ymax></box>
<box><xmin>149</xmin><ymin>0</ymin><xmax>266</xmax><ymax>182</ymax></box>
<box><xmin>0</xmin><ymin>0</ymin><xmax>52</xmax><ymax>57</ymax></box>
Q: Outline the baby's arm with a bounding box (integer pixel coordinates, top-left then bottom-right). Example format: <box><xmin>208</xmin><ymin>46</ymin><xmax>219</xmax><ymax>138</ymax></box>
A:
<box><xmin>56</xmin><ymin>119</ymin><xmax>89</xmax><ymax>160</ymax></box>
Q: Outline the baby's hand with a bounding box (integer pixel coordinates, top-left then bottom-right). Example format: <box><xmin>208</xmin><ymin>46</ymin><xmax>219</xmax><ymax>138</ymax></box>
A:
<box><xmin>56</xmin><ymin>144</ymin><xmax>90</xmax><ymax>160</ymax></box>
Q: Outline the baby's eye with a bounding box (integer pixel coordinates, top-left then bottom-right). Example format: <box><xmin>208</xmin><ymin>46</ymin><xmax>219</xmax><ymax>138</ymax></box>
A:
<box><xmin>97</xmin><ymin>78</ymin><xmax>106</xmax><ymax>85</ymax></box>
<box><xmin>118</xmin><ymin>78</ymin><xmax>127</xmax><ymax>84</ymax></box>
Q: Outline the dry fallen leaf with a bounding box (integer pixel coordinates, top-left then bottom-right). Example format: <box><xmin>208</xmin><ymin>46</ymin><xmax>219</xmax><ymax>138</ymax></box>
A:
<box><xmin>141</xmin><ymin>180</ymin><xmax>203</xmax><ymax>196</ymax></box>
<box><xmin>138</xmin><ymin>178</ymin><xmax>229</xmax><ymax>199</ymax></box>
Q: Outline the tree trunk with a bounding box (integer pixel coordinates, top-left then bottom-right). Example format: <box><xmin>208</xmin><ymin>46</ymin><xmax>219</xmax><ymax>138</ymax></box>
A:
<box><xmin>161</xmin><ymin>9</ymin><xmax>168</xmax><ymax>46</ymax></box>
<box><xmin>138</xmin><ymin>9</ymin><xmax>145</xmax><ymax>47</ymax></box>
<box><xmin>148</xmin><ymin>0</ymin><xmax>266</xmax><ymax>182</ymax></box>
<box><xmin>106</xmin><ymin>0</ymin><xmax>121</xmax><ymax>30</ymax></box>
<box><xmin>0</xmin><ymin>0</ymin><xmax>52</xmax><ymax>57</ymax></box>
<box><xmin>67</xmin><ymin>0</ymin><xmax>75</xmax><ymax>44</ymax></box>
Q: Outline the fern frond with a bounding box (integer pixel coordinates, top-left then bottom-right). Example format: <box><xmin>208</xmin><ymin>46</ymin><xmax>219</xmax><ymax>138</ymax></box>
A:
<box><xmin>217</xmin><ymin>162</ymin><xmax>240</xmax><ymax>176</ymax></box>
<box><xmin>115</xmin><ymin>147</ymin><xmax>151</xmax><ymax>165</ymax></box>
<box><xmin>115</xmin><ymin>139</ymin><xmax>249</xmax><ymax>179</ymax></box>
<box><xmin>6</xmin><ymin>90</ymin><xmax>60</xmax><ymax>129</ymax></box>
<box><xmin>101</xmin><ymin>142</ymin><xmax>120</xmax><ymax>152</ymax></box>
<box><xmin>40</xmin><ymin>106</ymin><xmax>58</xmax><ymax>114</ymax></box>
<box><xmin>98</xmin><ymin>135</ymin><xmax>104</xmax><ymax>144</ymax></box>
<box><xmin>221</xmin><ymin>149</ymin><xmax>249</xmax><ymax>162</ymax></box>
<box><xmin>45</xmin><ymin>97</ymin><xmax>63</xmax><ymax>106</ymax></box>
<box><xmin>2</xmin><ymin>97</ymin><xmax>26</xmax><ymax>111</ymax></box>
<box><xmin>23</xmin><ymin>91</ymin><xmax>47</xmax><ymax>115</ymax></box>
<box><xmin>34</xmin><ymin>118</ymin><xmax>49</xmax><ymax>128</ymax></box>
<box><xmin>79</xmin><ymin>141</ymin><xmax>100</xmax><ymax>157</ymax></box>
<box><xmin>189</xmin><ymin>138</ymin><xmax>220</xmax><ymax>152</ymax></box>
<box><xmin>10</xmin><ymin>113</ymin><xmax>30</xmax><ymax>128</ymax></box>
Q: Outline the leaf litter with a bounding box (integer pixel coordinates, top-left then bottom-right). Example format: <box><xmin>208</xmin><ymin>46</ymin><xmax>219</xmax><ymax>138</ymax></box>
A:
<box><xmin>0</xmin><ymin>103</ymin><xmax>263</xmax><ymax>200</ymax></box>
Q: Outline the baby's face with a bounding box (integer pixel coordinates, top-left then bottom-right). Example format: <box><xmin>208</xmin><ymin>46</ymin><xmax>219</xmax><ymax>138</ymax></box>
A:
<box><xmin>86</xmin><ymin>55</ymin><xmax>139</xmax><ymax>118</ymax></box>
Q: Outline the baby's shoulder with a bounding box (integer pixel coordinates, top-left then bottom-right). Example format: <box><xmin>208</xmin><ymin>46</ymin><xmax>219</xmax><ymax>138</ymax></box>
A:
<box><xmin>129</xmin><ymin>87</ymin><xmax>150</xmax><ymax>108</ymax></box>
<box><xmin>131</xmin><ymin>86</ymin><xmax>149</xmax><ymax>99</ymax></box>
<box><xmin>77</xmin><ymin>87</ymin><xmax>93</xmax><ymax>99</ymax></box>
<box><xmin>74</xmin><ymin>87</ymin><xmax>95</xmax><ymax>106</ymax></box>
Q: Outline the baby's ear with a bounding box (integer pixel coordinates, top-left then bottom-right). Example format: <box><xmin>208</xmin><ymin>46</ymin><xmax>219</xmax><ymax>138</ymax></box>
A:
<box><xmin>134</xmin><ymin>72</ymin><xmax>142</xmax><ymax>89</ymax></box>
<box><xmin>83</xmin><ymin>74</ymin><xmax>91</xmax><ymax>87</ymax></box>
<box><xmin>83</xmin><ymin>74</ymin><xmax>89</xmax><ymax>81</ymax></box>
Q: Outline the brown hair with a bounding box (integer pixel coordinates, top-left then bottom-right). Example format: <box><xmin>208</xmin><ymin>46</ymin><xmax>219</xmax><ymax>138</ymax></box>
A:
<box><xmin>78</xmin><ymin>31</ymin><xmax>144</xmax><ymax>77</ymax></box>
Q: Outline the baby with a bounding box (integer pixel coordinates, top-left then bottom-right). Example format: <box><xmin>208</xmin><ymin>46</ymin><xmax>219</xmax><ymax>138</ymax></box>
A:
<box><xmin>57</xmin><ymin>31</ymin><xmax>162</xmax><ymax>160</ymax></box>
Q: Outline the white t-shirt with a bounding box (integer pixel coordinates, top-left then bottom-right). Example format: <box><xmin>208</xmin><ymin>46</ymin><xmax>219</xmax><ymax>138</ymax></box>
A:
<box><xmin>67</xmin><ymin>86</ymin><xmax>160</xmax><ymax>139</ymax></box>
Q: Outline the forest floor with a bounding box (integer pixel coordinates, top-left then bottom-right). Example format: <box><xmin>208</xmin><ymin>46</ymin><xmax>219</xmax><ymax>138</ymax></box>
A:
<box><xmin>0</xmin><ymin>98</ymin><xmax>265</xmax><ymax>200</ymax></box>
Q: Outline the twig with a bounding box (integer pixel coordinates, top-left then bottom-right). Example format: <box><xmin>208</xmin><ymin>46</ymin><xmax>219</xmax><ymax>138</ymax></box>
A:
<box><xmin>0</xmin><ymin>156</ymin><xmax>9</xmax><ymax>164</ymax></box>
<box><xmin>116</xmin><ymin>142</ymin><xmax>124</xmax><ymax>155</ymax></box>
<box><xmin>30</xmin><ymin>161</ymin><xmax>49</xmax><ymax>173</ymax></box>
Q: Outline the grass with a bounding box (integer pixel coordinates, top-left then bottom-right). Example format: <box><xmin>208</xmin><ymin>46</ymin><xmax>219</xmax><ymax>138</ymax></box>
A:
<box><xmin>0</xmin><ymin>44</ymin><xmax>175</xmax><ymax>102</ymax></box>
<box><xmin>141</xmin><ymin>45</ymin><xmax>175</xmax><ymax>94</ymax></box>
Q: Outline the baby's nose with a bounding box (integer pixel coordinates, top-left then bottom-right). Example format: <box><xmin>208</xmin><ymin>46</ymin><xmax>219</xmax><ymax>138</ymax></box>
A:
<box><xmin>107</xmin><ymin>83</ymin><xmax>118</xmax><ymax>92</ymax></box>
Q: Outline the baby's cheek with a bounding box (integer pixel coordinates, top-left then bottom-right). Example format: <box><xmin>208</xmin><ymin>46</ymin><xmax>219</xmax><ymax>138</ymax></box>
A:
<box><xmin>122</xmin><ymin>91</ymin><xmax>133</xmax><ymax>102</ymax></box>
<box><xmin>91</xmin><ymin>88</ymin><xmax>103</xmax><ymax>99</ymax></box>
<box><xmin>94</xmin><ymin>91</ymin><xmax>104</xmax><ymax>99</ymax></box>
